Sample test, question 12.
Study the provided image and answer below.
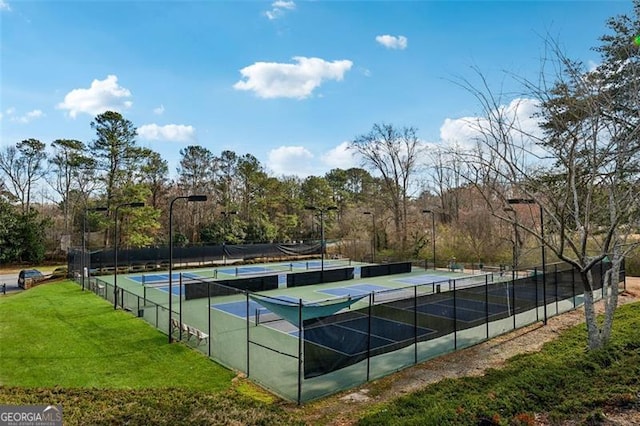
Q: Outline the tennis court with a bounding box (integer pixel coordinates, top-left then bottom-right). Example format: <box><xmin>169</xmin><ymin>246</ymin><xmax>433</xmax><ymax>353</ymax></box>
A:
<box><xmin>303</xmin><ymin>314</ymin><xmax>435</xmax><ymax>356</ymax></box>
<box><xmin>417</xmin><ymin>298</ymin><xmax>509</xmax><ymax>322</ymax></box>
<box><xmin>212</xmin><ymin>295</ymin><xmax>302</xmax><ymax>322</ymax></box>
<box><xmin>318</xmin><ymin>283</ymin><xmax>391</xmax><ymax>297</ymax></box>
<box><xmin>83</xmin><ymin>258</ymin><xmax>621</xmax><ymax>403</ymax></box>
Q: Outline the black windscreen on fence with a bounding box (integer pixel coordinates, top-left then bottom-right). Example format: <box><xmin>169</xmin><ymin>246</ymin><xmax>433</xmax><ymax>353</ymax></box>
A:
<box><xmin>303</xmin><ymin>310</ymin><xmax>370</xmax><ymax>378</ymax></box>
<box><xmin>360</xmin><ymin>262</ymin><xmax>412</xmax><ymax>278</ymax></box>
<box><xmin>513</xmin><ymin>275</ymin><xmax>538</xmax><ymax>314</ymax></box>
<box><xmin>287</xmin><ymin>267</ymin><xmax>354</xmax><ymax>287</ymax></box>
<box><xmin>557</xmin><ymin>267</ymin><xmax>576</xmax><ymax>300</ymax></box>
<box><xmin>83</xmin><ymin>242</ymin><xmax>322</xmax><ymax>271</ymax></box>
<box><xmin>184</xmin><ymin>275</ymin><xmax>278</xmax><ymax>300</ymax></box>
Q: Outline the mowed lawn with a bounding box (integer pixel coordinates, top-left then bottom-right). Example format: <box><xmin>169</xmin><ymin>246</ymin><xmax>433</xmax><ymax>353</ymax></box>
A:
<box><xmin>0</xmin><ymin>281</ymin><xmax>234</xmax><ymax>390</ymax></box>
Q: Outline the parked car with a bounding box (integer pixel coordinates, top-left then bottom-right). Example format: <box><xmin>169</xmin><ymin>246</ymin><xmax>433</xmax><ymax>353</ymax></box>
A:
<box><xmin>17</xmin><ymin>269</ymin><xmax>44</xmax><ymax>289</ymax></box>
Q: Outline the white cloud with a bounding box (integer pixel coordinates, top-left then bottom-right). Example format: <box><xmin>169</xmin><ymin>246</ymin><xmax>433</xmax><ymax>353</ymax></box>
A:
<box><xmin>138</xmin><ymin>123</ymin><xmax>196</xmax><ymax>143</ymax></box>
<box><xmin>321</xmin><ymin>142</ymin><xmax>357</xmax><ymax>170</ymax></box>
<box><xmin>376</xmin><ymin>35</ymin><xmax>408</xmax><ymax>50</ymax></box>
<box><xmin>0</xmin><ymin>0</ymin><xmax>11</xmax><ymax>11</ymax></box>
<box><xmin>11</xmin><ymin>109</ymin><xmax>44</xmax><ymax>124</ymax></box>
<box><xmin>440</xmin><ymin>98</ymin><xmax>542</xmax><ymax>151</ymax></box>
<box><xmin>57</xmin><ymin>75</ymin><xmax>132</xmax><ymax>118</ymax></box>
<box><xmin>5</xmin><ymin>107</ymin><xmax>15</xmax><ymax>115</ymax></box>
<box><xmin>439</xmin><ymin>117</ymin><xmax>483</xmax><ymax>150</ymax></box>
<box><xmin>153</xmin><ymin>104</ymin><xmax>165</xmax><ymax>115</ymax></box>
<box><xmin>267</xmin><ymin>145</ymin><xmax>316</xmax><ymax>177</ymax></box>
<box><xmin>265</xmin><ymin>0</ymin><xmax>295</xmax><ymax>20</ymax></box>
<box><xmin>234</xmin><ymin>56</ymin><xmax>353</xmax><ymax>99</ymax></box>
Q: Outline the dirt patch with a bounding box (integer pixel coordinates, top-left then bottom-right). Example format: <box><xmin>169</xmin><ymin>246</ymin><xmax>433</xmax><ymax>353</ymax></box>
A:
<box><xmin>294</xmin><ymin>278</ymin><xmax>640</xmax><ymax>425</ymax></box>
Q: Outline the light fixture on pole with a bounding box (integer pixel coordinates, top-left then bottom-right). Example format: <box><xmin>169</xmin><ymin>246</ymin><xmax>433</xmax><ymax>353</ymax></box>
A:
<box><xmin>422</xmin><ymin>209</ymin><xmax>436</xmax><ymax>270</ymax></box>
<box><xmin>82</xmin><ymin>206</ymin><xmax>107</xmax><ymax>291</ymax></box>
<box><xmin>169</xmin><ymin>195</ymin><xmax>207</xmax><ymax>343</ymax></box>
<box><xmin>304</xmin><ymin>205</ymin><xmax>337</xmax><ymax>272</ymax></box>
<box><xmin>113</xmin><ymin>202</ymin><xmax>145</xmax><ymax>310</ymax></box>
<box><xmin>507</xmin><ymin>198</ymin><xmax>546</xmax><ymax>324</ymax></box>
<box><xmin>363</xmin><ymin>211</ymin><xmax>376</xmax><ymax>263</ymax></box>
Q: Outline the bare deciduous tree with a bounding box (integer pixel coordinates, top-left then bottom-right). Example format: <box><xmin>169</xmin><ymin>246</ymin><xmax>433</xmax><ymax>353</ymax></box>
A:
<box><xmin>350</xmin><ymin>123</ymin><xmax>423</xmax><ymax>255</ymax></box>
<box><xmin>0</xmin><ymin>139</ymin><xmax>48</xmax><ymax>214</ymax></box>
<box><xmin>456</xmin><ymin>15</ymin><xmax>640</xmax><ymax>349</ymax></box>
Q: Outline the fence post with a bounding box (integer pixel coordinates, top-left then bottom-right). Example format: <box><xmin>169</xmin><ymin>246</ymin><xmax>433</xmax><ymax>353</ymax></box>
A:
<box><xmin>453</xmin><ymin>279</ymin><xmax>457</xmax><ymax>350</ymax></box>
<box><xmin>554</xmin><ymin>264</ymin><xmax>559</xmax><ymax>314</ymax></box>
<box><xmin>534</xmin><ymin>267</ymin><xmax>539</xmax><ymax>322</ymax></box>
<box><xmin>512</xmin><ymin>274</ymin><xmax>516</xmax><ymax>330</ymax></box>
<box><xmin>366</xmin><ymin>293</ymin><xmax>372</xmax><ymax>381</ymax></box>
<box><xmin>179</xmin><ymin>273</ymin><xmax>184</xmax><ymax>340</ymax></box>
<box><xmin>246</xmin><ymin>292</ymin><xmax>250</xmax><ymax>377</ymax></box>
<box><xmin>571</xmin><ymin>267</ymin><xmax>576</xmax><ymax>309</ymax></box>
<box><xmin>208</xmin><ymin>281</ymin><xmax>212</xmax><ymax>358</ymax></box>
<box><xmin>414</xmin><ymin>285</ymin><xmax>418</xmax><ymax>365</ymax></box>
<box><xmin>297</xmin><ymin>298</ymin><xmax>303</xmax><ymax>405</ymax></box>
<box><xmin>485</xmin><ymin>275</ymin><xmax>489</xmax><ymax>339</ymax></box>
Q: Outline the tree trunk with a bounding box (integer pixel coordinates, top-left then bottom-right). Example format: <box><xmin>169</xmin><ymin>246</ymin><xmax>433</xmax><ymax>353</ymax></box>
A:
<box><xmin>600</xmin><ymin>258</ymin><xmax>621</xmax><ymax>348</ymax></box>
<box><xmin>581</xmin><ymin>270</ymin><xmax>602</xmax><ymax>350</ymax></box>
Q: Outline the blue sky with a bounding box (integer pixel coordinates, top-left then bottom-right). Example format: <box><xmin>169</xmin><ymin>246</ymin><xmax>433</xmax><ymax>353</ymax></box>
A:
<box><xmin>0</xmin><ymin>0</ymin><xmax>633</xmax><ymax>179</ymax></box>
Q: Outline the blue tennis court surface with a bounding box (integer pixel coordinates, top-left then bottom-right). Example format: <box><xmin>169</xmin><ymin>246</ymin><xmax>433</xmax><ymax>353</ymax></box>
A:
<box><xmin>416</xmin><ymin>298</ymin><xmax>509</xmax><ymax>322</ymax></box>
<box><xmin>394</xmin><ymin>274</ymin><xmax>450</xmax><ymax>285</ymax></box>
<box><xmin>302</xmin><ymin>316</ymin><xmax>435</xmax><ymax>355</ymax></box>
<box><xmin>319</xmin><ymin>283</ymin><xmax>391</xmax><ymax>297</ymax></box>
<box><xmin>212</xmin><ymin>295</ymin><xmax>302</xmax><ymax>320</ymax></box>
<box><xmin>462</xmin><ymin>283</ymin><xmax>541</xmax><ymax>301</ymax></box>
<box><xmin>129</xmin><ymin>272</ymin><xmax>200</xmax><ymax>283</ymax></box>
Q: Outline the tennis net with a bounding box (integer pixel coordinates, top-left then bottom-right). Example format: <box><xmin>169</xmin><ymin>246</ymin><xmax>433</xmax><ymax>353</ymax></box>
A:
<box><xmin>235</xmin><ymin>263</ymin><xmax>293</xmax><ymax>277</ymax></box>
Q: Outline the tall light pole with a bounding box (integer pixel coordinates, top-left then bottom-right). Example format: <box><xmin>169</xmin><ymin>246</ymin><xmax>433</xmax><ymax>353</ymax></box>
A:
<box><xmin>507</xmin><ymin>198</ymin><xmax>546</xmax><ymax>324</ymax></box>
<box><xmin>422</xmin><ymin>209</ymin><xmax>436</xmax><ymax>270</ymax></box>
<box><xmin>503</xmin><ymin>206</ymin><xmax>517</xmax><ymax>277</ymax></box>
<box><xmin>169</xmin><ymin>195</ymin><xmax>207</xmax><ymax>343</ymax></box>
<box><xmin>113</xmin><ymin>202</ymin><xmax>145</xmax><ymax>309</ymax></box>
<box><xmin>82</xmin><ymin>206</ymin><xmax>108</xmax><ymax>291</ymax></box>
<box><xmin>305</xmin><ymin>205</ymin><xmax>337</xmax><ymax>272</ymax></box>
<box><xmin>363</xmin><ymin>211</ymin><xmax>376</xmax><ymax>263</ymax></box>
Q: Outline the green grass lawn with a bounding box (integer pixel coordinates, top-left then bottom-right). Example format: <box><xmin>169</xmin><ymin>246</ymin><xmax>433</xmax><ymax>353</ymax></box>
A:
<box><xmin>0</xmin><ymin>281</ymin><xmax>300</xmax><ymax>425</ymax></box>
<box><xmin>0</xmin><ymin>281</ymin><xmax>234</xmax><ymax>389</ymax></box>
